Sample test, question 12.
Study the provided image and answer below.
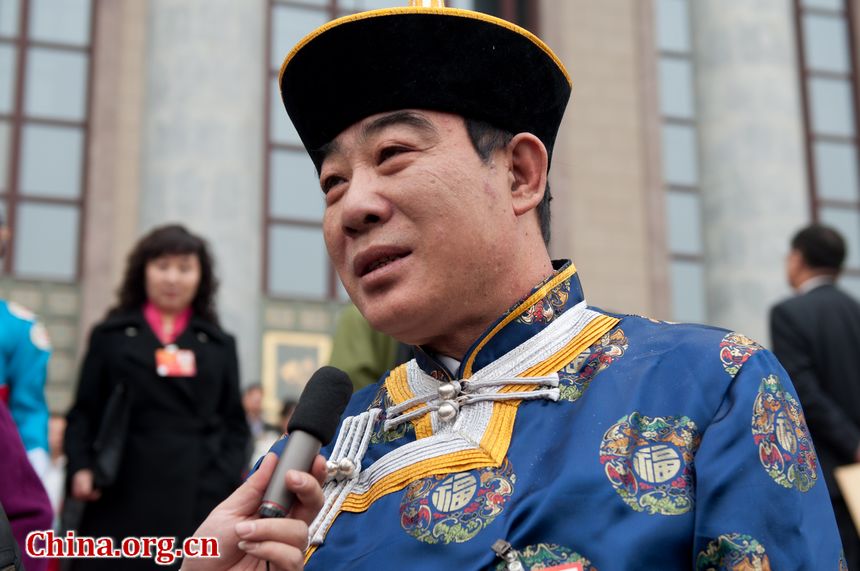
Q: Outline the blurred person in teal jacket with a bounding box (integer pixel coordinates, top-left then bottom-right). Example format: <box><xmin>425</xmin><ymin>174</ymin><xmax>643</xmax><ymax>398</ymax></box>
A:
<box><xmin>0</xmin><ymin>211</ymin><xmax>51</xmax><ymax>478</ymax></box>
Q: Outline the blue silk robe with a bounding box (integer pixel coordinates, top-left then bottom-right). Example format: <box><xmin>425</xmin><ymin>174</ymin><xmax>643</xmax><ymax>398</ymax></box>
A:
<box><xmin>267</xmin><ymin>260</ymin><xmax>844</xmax><ymax>570</ymax></box>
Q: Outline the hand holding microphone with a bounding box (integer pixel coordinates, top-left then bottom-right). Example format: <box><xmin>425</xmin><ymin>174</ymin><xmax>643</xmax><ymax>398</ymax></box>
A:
<box><xmin>182</xmin><ymin>366</ymin><xmax>352</xmax><ymax>571</ymax></box>
<box><xmin>259</xmin><ymin>366</ymin><xmax>353</xmax><ymax>518</ymax></box>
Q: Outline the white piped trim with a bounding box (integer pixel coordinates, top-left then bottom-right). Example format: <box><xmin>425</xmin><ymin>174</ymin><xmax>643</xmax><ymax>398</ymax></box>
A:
<box><xmin>309</xmin><ymin>408</ymin><xmax>380</xmax><ymax>545</ymax></box>
<box><xmin>309</xmin><ymin>300</ymin><xmax>604</xmax><ymax>546</ymax></box>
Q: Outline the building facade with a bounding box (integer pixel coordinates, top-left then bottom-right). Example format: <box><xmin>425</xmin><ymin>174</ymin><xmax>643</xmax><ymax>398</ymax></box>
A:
<box><xmin>1</xmin><ymin>0</ymin><xmax>856</xmax><ymax>418</ymax></box>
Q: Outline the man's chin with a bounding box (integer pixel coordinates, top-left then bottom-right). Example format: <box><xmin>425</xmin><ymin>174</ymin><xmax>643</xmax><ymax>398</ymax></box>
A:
<box><xmin>358</xmin><ymin>297</ymin><xmax>418</xmax><ymax>340</ymax></box>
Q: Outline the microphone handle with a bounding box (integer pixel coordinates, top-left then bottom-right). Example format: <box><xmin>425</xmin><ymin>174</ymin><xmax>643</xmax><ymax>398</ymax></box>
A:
<box><xmin>258</xmin><ymin>431</ymin><xmax>321</xmax><ymax>518</ymax></box>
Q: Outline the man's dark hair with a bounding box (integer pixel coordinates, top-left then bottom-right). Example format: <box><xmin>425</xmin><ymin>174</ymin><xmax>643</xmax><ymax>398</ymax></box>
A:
<box><xmin>464</xmin><ymin>118</ymin><xmax>552</xmax><ymax>246</ymax></box>
<box><xmin>791</xmin><ymin>224</ymin><xmax>846</xmax><ymax>272</ymax></box>
<box><xmin>243</xmin><ymin>383</ymin><xmax>263</xmax><ymax>396</ymax></box>
<box><xmin>109</xmin><ymin>224</ymin><xmax>221</xmax><ymax>325</ymax></box>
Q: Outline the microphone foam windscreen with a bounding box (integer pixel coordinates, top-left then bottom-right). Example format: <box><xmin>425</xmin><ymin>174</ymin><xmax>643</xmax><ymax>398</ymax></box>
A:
<box><xmin>287</xmin><ymin>366</ymin><xmax>353</xmax><ymax>445</ymax></box>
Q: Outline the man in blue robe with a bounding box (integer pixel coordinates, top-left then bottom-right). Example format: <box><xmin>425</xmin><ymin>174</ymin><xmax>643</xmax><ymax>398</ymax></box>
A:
<box><xmin>188</xmin><ymin>3</ymin><xmax>844</xmax><ymax>570</ymax></box>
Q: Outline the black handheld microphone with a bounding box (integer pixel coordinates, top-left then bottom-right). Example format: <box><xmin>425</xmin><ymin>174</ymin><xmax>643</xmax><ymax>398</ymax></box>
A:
<box><xmin>258</xmin><ymin>366</ymin><xmax>353</xmax><ymax>518</ymax></box>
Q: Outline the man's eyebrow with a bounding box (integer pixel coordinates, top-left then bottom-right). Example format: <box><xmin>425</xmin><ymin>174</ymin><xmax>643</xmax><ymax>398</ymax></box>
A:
<box><xmin>317</xmin><ymin>111</ymin><xmax>437</xmax><ymax>170</ymax></box>
<box><xmin>359</xmin><ymin>111</ymin><xmax>438</xmax><ymax>142</ymax></box>
<box><xmin>318</xmin><ymin>139</ymin><xmax>341</xmax><ymax>167</ymax></box>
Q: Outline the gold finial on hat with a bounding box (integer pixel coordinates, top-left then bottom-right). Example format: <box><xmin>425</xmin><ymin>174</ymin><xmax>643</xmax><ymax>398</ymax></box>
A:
<box><xmin>408</xmin><ymin>0</ymin><xmax>446</xmax><ymax>7</ymax></box>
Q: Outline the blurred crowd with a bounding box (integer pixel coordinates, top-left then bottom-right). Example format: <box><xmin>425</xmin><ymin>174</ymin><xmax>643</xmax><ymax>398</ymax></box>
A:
<box><xmin>1</xmin><ymin>218</ymin><xmax>859</xmax><ymax>569</ymax></box>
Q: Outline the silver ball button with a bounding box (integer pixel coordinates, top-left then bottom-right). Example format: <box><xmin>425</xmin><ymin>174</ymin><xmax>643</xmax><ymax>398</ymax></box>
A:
<box><xmin>337</xmin><ymin>458</ymin><xmax>356</xmax><ymax>478</ymax></box>
<box><xmin>437</xmin><ymin>400</ymin><xmax>460</xmax><ymax>421</ymax></box>
<box><xmin>325</xmin><ymin>460</ymin><xmax>339</xmax><ymax>479</ymax></box>
<box><xmin>438</xmin><ymin>382</ymin><xmax>460</xmax><ymax>400</ymax></box>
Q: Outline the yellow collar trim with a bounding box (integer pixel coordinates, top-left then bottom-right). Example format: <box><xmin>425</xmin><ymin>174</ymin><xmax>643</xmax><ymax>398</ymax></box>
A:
<box><xmin>305</xmin><ymin>312</ymin><xmax>618</xmax><ymax>563</ymax></box>
<box><xmin>385</xmin><ymin>263</ymin><xmax>579</xmax><ymax>438</ymax></box>
<box><xmin>279</xmin><ymin>7</ymin><xmax>571</xmax><ymax>87</ymax></box>
<box><xmin>463</xmin><ymin>262</ymin><xmax>578</xmax><ymax>377</ymax></box>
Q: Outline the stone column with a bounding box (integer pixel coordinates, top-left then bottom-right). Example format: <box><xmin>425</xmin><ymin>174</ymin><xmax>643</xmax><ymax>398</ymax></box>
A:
<box><xmin>691</xmin><ymin>0</ymin><xmax>809</xmax><ymax>344</ymax></box>
<box><xmin>80</xmin><ymin>0</ymin><xmax>148</xmax><ymax>343</ymax></box>
<box><xmin>139</xmin><ymin>0</ymin><xmax>266</xmax><ymax>382</ymax></box>
<box><xmin>541</xmin><ymin>0</ymin><xmax>667</xmax><ymax>317</ymax></box>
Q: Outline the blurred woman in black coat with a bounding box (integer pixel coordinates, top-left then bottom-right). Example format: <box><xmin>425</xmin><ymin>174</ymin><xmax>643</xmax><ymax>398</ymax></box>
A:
<box><xmin>64</xmin><ymin>225</ymin><xmax>248</xmax><ymax>570</ymax></box>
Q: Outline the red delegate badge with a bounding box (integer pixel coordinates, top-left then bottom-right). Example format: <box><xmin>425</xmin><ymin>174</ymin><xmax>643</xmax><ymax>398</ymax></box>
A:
<box><xmin>155</xmin><ymin>345</ymin><xmax>197</xmax><ymax>377</ymax></box>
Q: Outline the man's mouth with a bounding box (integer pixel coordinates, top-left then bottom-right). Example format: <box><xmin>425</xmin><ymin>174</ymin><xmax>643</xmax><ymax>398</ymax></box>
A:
<box><xmin>367</xmin><ymin>255</ymin><xmax>404</xmax><ymax>273</ymax></box>
<box><xmin>355</xmin><ymin>248</ymin><xmax>412</xmax><ymax>278</ymax></box>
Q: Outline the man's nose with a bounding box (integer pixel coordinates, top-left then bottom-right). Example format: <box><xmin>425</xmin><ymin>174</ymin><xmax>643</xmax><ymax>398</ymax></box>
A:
<box><xmin>339</xmin><ymin>171</ymin><xmax>393</xmax><ymax>236</ymax></box>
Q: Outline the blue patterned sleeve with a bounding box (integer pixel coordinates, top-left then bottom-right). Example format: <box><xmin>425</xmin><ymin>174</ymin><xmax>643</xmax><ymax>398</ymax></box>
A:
<box><xmin>692</xmin><ymin>348</ymin><xmax>845</xmax><ymax>569</ymax></box>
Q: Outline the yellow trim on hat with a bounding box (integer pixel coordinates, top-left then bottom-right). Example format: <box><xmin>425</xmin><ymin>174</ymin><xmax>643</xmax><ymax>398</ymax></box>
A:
<box><xmin>278</xmin><ymin>7</ymin><xmax>571</xmax><ymax>87</ymax></box>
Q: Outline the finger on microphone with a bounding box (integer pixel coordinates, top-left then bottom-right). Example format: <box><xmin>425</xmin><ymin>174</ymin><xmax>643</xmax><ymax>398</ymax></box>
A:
<box><xmin>284</xmin><ymin>469</ymin><xmax>325</xmax><ymax>525</ymax></box>
<box><xmin>219</xmin><ymin>453</ymin><xmax>278</xmax><ymax>514</ymax></box>
<box><xmin>310</xmin><ymin>454</ymin><xmax>327</xmax><ymax>485</ymax></box>
<box><xmin>235</xmin><ymin>517</ymin><xmax>310</xmax><ymax>550</ymax></box>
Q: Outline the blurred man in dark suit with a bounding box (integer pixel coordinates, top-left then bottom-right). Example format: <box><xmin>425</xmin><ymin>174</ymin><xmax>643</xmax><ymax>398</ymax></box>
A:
<box><xmin>770</xmin><ymin>223</ymin><xmax>860</xmax><ymax>567</ymax></box>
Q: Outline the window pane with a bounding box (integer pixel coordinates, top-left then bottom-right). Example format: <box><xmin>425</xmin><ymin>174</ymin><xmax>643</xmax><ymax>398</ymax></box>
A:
<box><xmin>270</xmin><ymin>149</ymin><xmax>322</xmax><ymax>221</ymax></box>
<box><xmin>803</xmin><ymin>14</ymin><xmax>850</xmax><ymax>73</ymax></box>
<box><xmin>666</xmin><ymin>191</ymin><xmax>702</xmax><ymax>255</ymax></box>
<box><xmin>0</xmin><ymin>120</ymin><xmax>9</xmax><ymax>192</ymax></box>
<box><xmin>841</xmin><ymin>274</ymin><xmax>860</xmax><ymax>300</ymax></box>
<box><xmin>656</xmin><ymin>0</ymin><xmax>689</xmax><ymax>53</ymax></box>
<box><xmin>271</xmin><ymin>6</ymin><xmax>328</xmax><ymax>70</ymax></box>
<box><xmin>19</xmin><ymin>124</ymin><xmax>83</xmax><ymax>199</ymax></box>
<box><xmin>29</xmin><ymin>0</ymin><xmax>91</xmax><ymax>46</ymax></box>
<box><xmin>808</xmin><ymin>77</ymin><xmax>855</xmax><ymax>137</ymax></box>
<box><xmin>270</xmin><ymin>80</ymin><xmax>301</xmax><ymax>145</ymax></box>
<box><xmin>13</xmin><ymin>202</ymin><xmax>79</xmax><ymax>279</ymax></box>
<box><xmin>662</xmin><ymin>124</ymin><xmax>698</xmax><ymax>186</ymax></box>
<box><xmin>24</xmin><ymin>48</ymin><xmax>89</xmax><ymax>121</ymax></box>
<box><xmin>341</xmin><ymin>0</ymin><xmax>407</xmax><ymax>10</ymax></box>
<box><xmin>802</xmin><ymin>0</ymin><xmax>843</xmax><ymax>10</ymax></box>
<box><xmin>659</xmin><ymin>57</ymin><xmax>694</xmax><ymax>118</ymax></box>
<box><xmin>0</xmin><ymin>0</ymin><xmax>19</xmax><ymax>38</ymax></box>
<box><xmin>814</xmin><ymin>141</ymin><xmax>859</xmax><ymax>201</ymax></box>
<box><xmin>274</xmin><ymin>0</ymin><xmax>327</xmax><ymax>5</ymax></box>
<box><xmin>0</xmin><ymin>44</ymin><xmax>14</xmax><ymax>113</ymax></box>
<box><xmin>268</xmin><ymin>225</ymin><xmax>327</xmax><ymax>298</ymax></box>
<box><xmin>670</xmin><ymin>260</ymin><xmax>706</xmax><ymax>323</ymax></box>
<box><xmin>820</xmin><ymin>207</ymin><xmax>860</xmax><ymax>269</ymax></box>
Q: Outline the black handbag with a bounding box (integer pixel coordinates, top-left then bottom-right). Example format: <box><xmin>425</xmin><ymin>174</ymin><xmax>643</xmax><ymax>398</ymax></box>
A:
<box><xmin>92</xmin><ymin>382</ymin><xmax>130</xmax><ymax>489</ymax></box>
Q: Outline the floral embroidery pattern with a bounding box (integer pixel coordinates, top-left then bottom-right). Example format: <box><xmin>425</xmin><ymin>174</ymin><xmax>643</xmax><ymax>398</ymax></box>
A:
<box><xmin>558</xmin><ymin>328</ymin><xmax>628</xmax><ymax>402</ymax></box>
<box><xmin>719</xmin><ymin>332</ymin><xmax>763</xmax><ymax>377</ymax></box>
<box><xmin>600</xmin><ymin>413</ymin><xmax>700</xmax><ymax>515</ymax></box>
<box><xmin>400</xmin><ymin>459</ymin><xmax>516</xmax><ymax>544</ymax></box>
<box><xmin>518</xmin><ymin>279</ymin><xmax>571</xmax><ymax>325</ymax></box>
<box><xmin>696</xmin><ymin>533</ymin><xmax>770</xmax><ymax>571</ymax></box>
<box><xmin>494</xmin><ymin>543</ymin><xmax>597</xmax><ymax>571</ymax></box>
<box><xmin>751</xmin><ymin>374</ymin><xmax>817</xmax><ymax>492</ymax></box>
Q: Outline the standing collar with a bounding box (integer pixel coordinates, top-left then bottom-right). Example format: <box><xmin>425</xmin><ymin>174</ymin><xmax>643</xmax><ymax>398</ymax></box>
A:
<box><xmin>414</xmin><ymin>259</ymin><xmax>583</xmax><ymax>380</ymax></box>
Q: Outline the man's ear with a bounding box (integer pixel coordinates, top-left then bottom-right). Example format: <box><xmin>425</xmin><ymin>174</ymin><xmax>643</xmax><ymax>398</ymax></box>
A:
<box><xmin>508</xmin><ymin>133</ymin><xmax>548</xmax><ymax>216</ymax></box>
